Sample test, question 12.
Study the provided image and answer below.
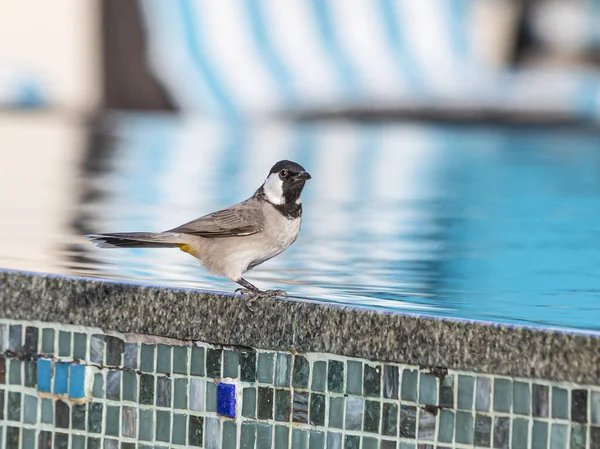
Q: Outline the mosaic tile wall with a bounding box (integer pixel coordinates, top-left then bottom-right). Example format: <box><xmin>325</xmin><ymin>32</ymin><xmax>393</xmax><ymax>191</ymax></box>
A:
<box><xmin>0</xmin><ymin>320</ymin><xmax>599</xmax><ymax>449</ymax></box>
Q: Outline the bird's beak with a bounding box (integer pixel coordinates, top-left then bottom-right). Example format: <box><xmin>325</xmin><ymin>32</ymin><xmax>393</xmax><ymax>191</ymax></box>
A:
<box><xmin>294</xmin><ymin>171</ymin><xmax>312</xmax><ymax>181</ymax></box>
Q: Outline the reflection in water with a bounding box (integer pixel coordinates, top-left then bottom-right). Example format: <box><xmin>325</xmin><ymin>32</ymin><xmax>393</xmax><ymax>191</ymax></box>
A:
<box><xmin>6</xmin><ymin>113</ymin><xmax>600</xmax><ymax>331</ymax></box>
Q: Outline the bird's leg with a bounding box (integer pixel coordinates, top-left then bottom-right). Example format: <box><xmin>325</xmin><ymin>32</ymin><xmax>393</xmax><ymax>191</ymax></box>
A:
<box><xmin>234</xmin><ymin>278</ymin><xmax>288</xmax><ymax>309</ymax></box>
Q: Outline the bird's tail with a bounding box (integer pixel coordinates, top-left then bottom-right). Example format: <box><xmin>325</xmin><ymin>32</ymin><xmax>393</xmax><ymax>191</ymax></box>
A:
<box><xmin>86</xmin><ymin>232</ymin><xmax>181</xmax><ymax>249</ymax></box>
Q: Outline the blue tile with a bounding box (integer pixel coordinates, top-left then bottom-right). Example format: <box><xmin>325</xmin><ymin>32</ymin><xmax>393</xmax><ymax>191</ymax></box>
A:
<box><xmin>37</xmin><ymin>359</ymin><xmax>52</xmax><ymax>393</ymax></box>
<box><xmin>69</xmin><ymin>364</ymin><xmax>86</xmax><ymax>399</ymax></box>
<box><xmin>54</xmin><ymin>361</ymin><xmax>69</xmax><ymax>394</ymax></box>
<box><xmin>217</xmin><ymin>383</ymin><xmax>237</xmax><ymax>418</ymax></box>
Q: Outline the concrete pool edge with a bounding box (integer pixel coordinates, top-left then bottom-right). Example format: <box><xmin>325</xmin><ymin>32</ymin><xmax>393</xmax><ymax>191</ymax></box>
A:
<box><xmin>1</xmin><ymin>269</ymin><xmax>598</xmax><ymax>385</ymax></box>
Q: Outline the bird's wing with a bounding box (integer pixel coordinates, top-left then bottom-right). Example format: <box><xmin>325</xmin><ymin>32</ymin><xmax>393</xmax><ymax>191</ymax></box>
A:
<box><xmin>167</xmin><ymin>199</ymin><xmax>264</xmax><ymax>238</ymax></box>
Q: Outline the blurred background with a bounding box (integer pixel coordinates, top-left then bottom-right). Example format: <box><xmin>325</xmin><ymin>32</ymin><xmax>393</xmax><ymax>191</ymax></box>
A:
<box><xmin>2</xmin><ymin>0</ymin><xmax>600</xmax><ymax>330</ymax></box>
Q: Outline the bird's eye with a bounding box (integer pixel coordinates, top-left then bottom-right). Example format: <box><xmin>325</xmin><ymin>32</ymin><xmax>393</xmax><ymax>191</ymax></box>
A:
<box><xmin>279</xmin><ymin>169</ymin><xmax>289</xmax><ymax>179</ymax></box>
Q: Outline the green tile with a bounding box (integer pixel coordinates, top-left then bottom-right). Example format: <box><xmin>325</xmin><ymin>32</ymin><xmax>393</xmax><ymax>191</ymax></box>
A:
<box><xmin>401</xmin><ymin>369</ymin><xmax>418</xmax><ymax>401</ymax></box>
<box><xmin>22</xmin><ymin>428</ymin><xmax>35</xmax><ymax>449</ymax></box>
<box><xmin>120</xmin><ymin>444</ymin><xmax>135</xmax><ymax>449</ymax></box>
<box><xmin>7</xmin><ymin>391</ymin><xmax>21</xmax><ymax>420</ymax></box>
<box><xmin>92</xmin><ymin>373</ymin><xmax>104</xmax><ymax>398</ymax></box>
<box><xmin>139</xmin><ymin>374</ymin><xmax>154</xmax><ymax>405</ymax></box>
<box><xmin>532</xmin><ymin>420</ymin><xmax>548</xmax><ymax>449</ymax></box>
<box><xmin>310</xmin><ymin>393</ymin><xmax>326</xmax><ymax>426</ymax></box>
<box><xmin>122</xmin><ymin>371</ymin><xmax>137</xmax><ymax>402</ymax></box>
<box><xmin>311</xmin><ymin>361</ymin><xmax>326</xmax><ymax>392</ymax></box>
<box><xmin>275</xmin><ymin>425</ymin><xmax>289</xmax><ymax>449</ymax></box>
<box><xmin>72</xmin><ymin>435</ymin><xmax>85</xmax><ymax>449</ymax></box>
<box><xmin>513</xmin><ymin>381</ymin><xmax>531</xmax><ymax>415</ymax></box>
<box><xmin>329</xmin><ymin>396</ymin><xmax>344</xmax><ymax>429</ymax></box>
<box><xmin>419</xmin><ymin>373</ymin><xmax>438</xmax><ymax>405</ymax></box>
<box><xmin>550</xmin><ymin>423</ymin><xmax>568</xmax><ymax>449</ymax></box>
<box><xmin>88</xmin><ymin>403</ymin><xmax>103</xmax><ymax>433</ymax></box>
<box><xmin>188</xmin><ymin>415</ymin><xmax>203</xmax><ymax>447</ymax></box>
<box><xmin>156</xmin><ymin>410</ymin><xmax>171</xmax><ymax>442</ymax></box>
<box><xmin>592</xmin><ymin>391</ymin><xmax>600</xmax><ymax>424</ymax></box>
<box><xmin>258</xmin><ymin>386</ymin><xmax>274</xmax><ymax>420</ymax></box>
<box><xmin>190</xmin><ymin>346</ymin><xmax>205</xmax><ymax>376</ymax></box>
<box><xmin>310</xmin><ymin>431</ymin><xmax>325</xmax><ymax>449</ymax></box>
<box><xmin>87</xmin><ymin>437</ymin><xmax>101</xmax><ymax>449</ymax></box>
<box><xmin>41</xmin><ymin>398</ymin><xmax>53</xmax><ymax>424</ymax></box>
<box><xmin>224</xmin><ymin>350</ymin><xmax>239</xmax><ymax>378</ymax></box>
<box><xmin>327</xmin><ymin>360</ymin><xmax>344</xmax><ymax>393</ymax></box>
<box><xmin>105</xmin><ymin>405</ymin><xmax>120</xmax><ymax>437</ymax></box>
<box><xmin>552</xmin><ymin>387</ymin><xmax>569</xmax><ymax>419</ymax></box>
<box><xmin>73</xmin><ymin>333</ymin><xmax>87</xmax><ymax>359</ymax></box>
<box><xmin>173</xmin><ymin>346</ymin><xmax>189</xmax><ymax>375</ymax></box>
<box><xmin>346</xmin><ymin>361</ymin><xmax>362</xmax><ymax>395</ymax></box>
<box><xmin>398</xmin><ymin>444</ymin><xmax>414</xmax><ymax>449</ymax></box>
<box><xmin>206</xmin><ymin>348</ymin><xmax>222</xmax><ymax>378</ymax></box>
<box><xmin>257</xmin><ymin>352</ymin><xmax>274</xmax><ymax>383</ymax></box>
<box><xmin>275</xmin><ymin>389</ymin><xmax>292</xmax><ymax>421</ymax></box>
<box><xmin>292</xmin><ymin>429</ymin><xmax>308</xmax><ymax>448</ymax></box>
<box><xmin>455</xmin><ymin>411</ymin><xmax>474</xmax><ymax>444</ymax></box>
<box><xmin>363</xmin><ymin>364</ymin><xmax>381</xmax><ymax>397</ymax></box>
<box><xmin>156</xmin><ymin>344</ymin><xmax>172</xmax><ymax>374</ymax></box>
<box><xmin>23</xmin><ymin>360</ymin><xmax>35</xmax><ymax>388</ymax></box>
<box><xmin>9</xmin><ymin>359</ymin><xmax>21</xmax><ymax>384</ymax></box>
<box><xmin>206</xmin><ymin>381</ymin><xmax>218</xmax><ymax>412</ymax></box>
<box><xmin>570</xmin><ymin>423</ymin><xmax>587</xmax><ymax>449</ymax></box>
<box><xmin>382</xmin><ymin>402</ymin><xmax>398</xmax><ymax>436</ymax></box>
<box><xmin>223</xmin><ymin>421</ymin><xmax>237</xmax><ymax>449</ymax></box>
<box><xmin>72</xmin><ymin>404</ymin><xmax>86</xmax><ymax>430</ymax></box>
<box><xmin>438</xmin><ymin>410</ymin><xmax>454</xmax><ymax>443</ymax></box>
<box><xmin>23</xmin><ymin>395</ymin><xmax>37</xmax><ymax>424</ymax></box>
<box><xmin>172</xmin><ymin>413</ymin><xmax>187</xmax><ymax>445</ymax></box>
<box><xmin>474</xmin><ymin>414</ymin><xmax>492</xmax><ymax>447</ymax></box>
<box><xmin>58</xmin><ymin>331</ymin><xmax>71</xmax><ymax>357</ymax></box>
<box><xmin>362</xmin><ymin>436</ymin><xmax>378</xmax><ymax>449</ymax></box>
<box><xmin>240</xmin><ymin>422</ymin><xmax>256</xmax><ymax>449</ymax></box>
<box><xmin>494</xmin><ymin>378</ymin><xmax>512</xmax><ymax>413</ymax></box>
<box><xmin>242</xmin><ymin>387</ymin><xmax>257</xmax><ymax>418</ymax></box>
<box><xmin>457</xmin><ymin>375</ymin><xmax>475</xmax><ymax>410</ymax></box>
<box><xmin>174</xmin><ymin>378</ymin><xmax>188</xmax><ymax>409</ymax></box>
<box><xmin>140</xmin><ymin>344</ymin><xmax>155</xmax><ymax>372</ymax></box>
<box><xmin>257</xmin><ymin>423</ymin><xmax>273</xmax><ymax>449</ymax></box>
<box><xmin>240</xmin><ymin>350</ymin><xmax>257</xmax><ymax>382</ymax></box>
<box><xmin>344</xmin><ymin>435</ymin><xmax>360</xmax><ymax>449</ymax></box>
<box><xmin>364</xmin><ymin>400</ymin><xmax>380</xmax><ymax>433</ymax></box>
<box><xmin>292</xmin><ymin>355</ymin><xmax>309</xmax><ymax>388</ymax></box>
<box><xmin>42</xmin><ymin>328</ymin><xmax>55</xmax><ymax>353</ymax></box>
<box><xmin>139</xmin><ymin>408</ymin><xmax>154</xmax><ymax>441</ymax></box>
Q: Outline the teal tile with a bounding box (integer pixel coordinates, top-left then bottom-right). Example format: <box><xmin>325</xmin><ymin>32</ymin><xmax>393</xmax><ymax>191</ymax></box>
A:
<box><xmin>87</xmin><ymin>437</ymin><xmax>101</xmax><ymax>449</ymax></box>
<box><xmin>124</xmin><ymin>343</ymin><xmax>138</xmax><ymax>369</ymax></box>
<box><xmin>157</xmin><ymin>344</ymin><xmax>171</xmax><ymax>374</ymax></box>
<box><xmin>326</xmin><ymin>432</ymin><xmax>342</xmax><ymax>449</ymax></box>
<box><xmin>362</xmin><ymin>436</ymin><xmax>378</xmax><ymax>449</ymax></box>
<box><xmin>494</xmin><ymin>378</ymin><xmax>512</xmax><ymax>413</ymax></box>
<box><xmin>58</xmin><ymin>331</ymin><xmax>71</xmax><ymax>357</ymax></box>
<box><xmin>419</xmin><ymin>373</ymin><xmax>438</xmax><ymax>405</ymax></box>
<box><xmin>73</xmin><ymin>333</ymin><xmax>87</xmax><ymax>359</ymax></box>
<box><xmin>174</xmin><ymin>378</ymin><xmax>188</xmax><ymax>409</ymax></box>
<box><xmin>41</xmin><ymin>397</ymin><xmax>53</xmax><ymax>424</ymax></box>
<box><xmin>241</xmin><ymin>351</ymin><xmax>257</xmax><ymax>382</ymax></box>
<box><xmin>173</xmin><ymin>346</ymin><xmax>189</xmax><ymax>374</ymax></box>
<box><xmin>206</xmin><ymin>381</ymin><xmax>218</xmax><ymax>412</ymax></box>
<box><xmin>223</xmin><ymin>421</ymin><xmax>238</xmax><ymax>449</ymax></box>
<box><xmin>22</xmin><ymin>428</ymin><xmax>35</xmax><ymax>449</ymax></box>
<box><xmin>88</xmin><ymin>403</ymin><xmax>103</xmax><ymax>433</ymax></box>
<box><xmin>345</xmin><ymin>397</ymin><xmax>364</xmax><ymax>431</ymax></box>
<box><xmin>346</xmin><ymin>361</ymin><xmax>362</xmax><ymax>395</ymax></box>
<box><xmin>457</xmin><ymin>375</ymin><xmax>475</xmax><ymax>410</ymax></box>
<box><xmin>474</xmin><ymin>414</ymin><xmax>491</xmax><ymax>446</ymax></box>
<box><xmin>292</xmin><ymin>429</ymin><xmax>308</xmax><ymax>449</ymax></box>
<box><xmin>344</xmin><ymin>435</ymin><xmax>360</xmax><ymax>449</ymax></box>
<box><xmin>257</xmin><ymin>353</ymin><xmax>274</xmax><ymax>383</ymax></box>
<box><xmin>190</xmin><ymin>378</ymin><xmax>206</xmax><ymax>411</ymax></box>
<box><xmin>9</xmin><ymin>359</ymin><xmax>21</xmax><ymax>384</ymax></box>
<box><xmin>532</xmin><ymin>420</ymin><xmax>548</xmax><ymax>449</ymax></box>
<box><xmin>122</xmin><ymin>371</ymin><xmax>137</xmax><ymax>402</ymax></box>
<box><xmin>475</xmin><ymin>377</ymin><xmax>491</xmax><ymax>411</ymax></box>
<box><xmin>257</xmin><ymin>423</ymin><xmax>273</xmax><ymax>449</ymax></box>
<box><xmin>311</xmin><ymin>361</ymin><xmax>326</xmax><ymax>392</ymax></box>
<box><xmin>363</xmin><ymin>400</ymin><xmax>380</xmax><ymax>433</ymax></box>
<box><xmin>550</xmin><ymin>423</ymin><xmax>568</xmax><ymax>449</ymax></box>
<box><xmin>23</xmin><ymin>395</ymin><xmax>37</xmax><ymax>424</ymax></box>
<box><xmin>310</xmin><ymin>393</ymin><xmax>326</xmax><ymax>426</ymax></box>
<box><xmin>552</xmin><ymin>387</ymin><xmax>569</xmax><ymax>419</ymax></box>
<box><xmin>138</xmin><ymin>409</ymin><xmax>154</xmax><ymax>441</ymax></box>
<box><xmin>41</xmin><ymin>328</ymin><xmax>55</xmax><ymax>353</ymax></box>
<box><xmin>383</xmin><ymin>365</ymin><xmax>399</xmax><ymax>399</ymax></box>
<box><xmin>7</xmin><ymin>391</ymin><xmax>21</xmax><ymax>420</ymax></box>
<box><xmin>122</xmin><ymin>406</ymin><xmax>137</xmax><ymax>438</ymax></box>
<box><xmin>592</xmin><ymin>390</ymin><xmax>600</xmax><ymax>424</ymax></box>
<box><xmin>106</xmin><ymin>370</ymin><xmax>121</xmax><ymax>401</ymax></box>
<box><xmin>156</xmin><ymin>410</ymin><xmax>171</xmax><ymax>442</ymax></box>
<box><xmin>494</xmin><ymin>417</ymin><xmax>510</xmax><ymax>447</ymax></box>
<box><xmin>259</xmin><ymin>387</ymin><xmax>275</xmax><ymax>420</ymax></box>
<box><xmin>224</xmin><ymin>350</ymin><xmax>239</xmax><ymax>378</ymax></box>
<box><xmin>438</xmin><ymin>410</ymin><xmax>454</xmax><ymax>443</ymax></box>
<box><xmin>399</xmin><ymin>444</ymin><xmax>414</xmax><ymax>449</ymax></box>
<box><xmin>139</xmin><ymin>374</ymin><xmax>154</xmax><ymax>405</ymax></box>
<box><xmin>190</xmin><ymin>346</ymin><xmax>205</xmax><ymax>376</ymax></box>
<box><xmin>156</xmin><ymin>376</ymin><xmax>172</xmax><ymax>407</ymax></box>
<box><xmin>309</xmin><ymin>431</ymin><xmax>325</xmax><ymax>449</ymax></box>
<box><xmin>241</xmin><ymin>422</ymin><xmax>257</xmax><ymax>449</ymax></box>
<box><xmin>418</xmin><ymin>408</ymin><xmax>436</xmax><ymax>440</ymax></box>
<box><xmin>90</xmin><ymin>334</ymin><xmax>105</xmax><ymax>363</ymax></box>
<box><xmin>23</xmin><ymin>360</ymin><xmax>35</xmax><ymax>388</ymax></box>
<box><xmin>455</xmin><ymin>411</ymin><xmax>474</xmax><ymax>444</ymax></box>
<box><xmin>172</xmin><ymin>413</ymin><xmax>187</xmax><ymax>445</ymax></box>
<box><xmin>275</xmin><ymin>389</ymin><xmax>292</xmax><ymax>422</ymax></box>
<box><xmin>276</xmin><ymin>354</ymin><xmax>292</xmax><ymax>387</ymax></box>
<box><xmin>327</xmin><ymin>360</ymin><xmax>343</xmax><ymax>393</ymax></box>
<box><xmin>382</xmin><ymin>403</ymin><xmax>398</xmax><ymax>436</ymax></box>
<box><xmin>439</xmin><ymin>374</ymin><xmax>454</xmax><ymax>407</ymax></box>
<box><xmin>513</xmin><ymin>381</ymin><xmax>531</xmax><ymax>415</ymax></box>
<box><xmin>105</xmin><ymin>405</ymin><xmax>120</xmax><ymax>437</ymax></box>
<box><xmin>401</xmin><ymin>369</ymin><xmax>418</xmax><ymax>401</ymax></box>
<box><xmin>329</xmin><ymin>396</ymin><xmax>345</xmax><ymax>429</ymax></box>
<box><xmin>570</xmin><ymin>423</ymin><xmax>586</xmax><ymax>449</ymax></box>
<box><xmin>242</xmin><ymin>387</ymin><xmax>257</xmax><ymax>418</ymax></box>
<box><xmin>292</xmin><ymin>356</ymin><xmax>309</xmax><ymax>388</ymax></box>
<box><xmin>206</xmin><ymin>348</ymin><xmax>222</xmax><ymax>378</ymax></box>
<box><xmin>363</xmin><ymin>364</ymin><xmax>381</xmax><ymax>397</ymax></box>
<box><xmin>92</xmin><ymin>373</ymin><xmax>104</xmax><ymax>398</ymax></box>
<box><xmin>72</xmin><ymin>435</ymin><xmax>85</xmax><ymax>449</ymax></box>
<box><xmin>140</xmin><ymin>344</ymin><xmax>155</xmax><ymax>372</ymax></box>
<box><xmin>275</xmin><ymin>425</ymin><xmax>289</xmax><ymax>449</ymax></box>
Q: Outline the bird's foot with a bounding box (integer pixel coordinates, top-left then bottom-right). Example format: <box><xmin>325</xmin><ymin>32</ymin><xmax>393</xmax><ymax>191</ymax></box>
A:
<box><xmin>234</xmin><ymin>288</ymin><xmax>288</xmax><ymax>311</ymax></box>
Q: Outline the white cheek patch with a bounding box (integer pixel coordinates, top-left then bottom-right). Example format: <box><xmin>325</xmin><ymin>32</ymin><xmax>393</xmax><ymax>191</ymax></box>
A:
<box><xmin>263</xmin><ymin>173</ymin><xmax>285</xmax><ymax>205</ymax></box>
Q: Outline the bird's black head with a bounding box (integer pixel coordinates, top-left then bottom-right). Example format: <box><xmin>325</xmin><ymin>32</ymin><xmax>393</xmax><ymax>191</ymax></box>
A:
<box><xmin>260</xmin><ymin>160</ymin><xmax>311</xmax><ymax>217</ymax></box>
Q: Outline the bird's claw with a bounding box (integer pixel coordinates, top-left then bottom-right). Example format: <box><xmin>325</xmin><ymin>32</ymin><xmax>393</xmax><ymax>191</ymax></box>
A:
<box><xmin>235</xmin><ymin>288</ymin><xmax>288</xmax><ymax>311</ymax></box>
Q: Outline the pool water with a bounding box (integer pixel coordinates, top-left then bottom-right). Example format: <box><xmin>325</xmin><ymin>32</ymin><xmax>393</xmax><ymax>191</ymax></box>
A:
<box><xmin>3</xmin><ymin>113</ymin><xmax>600</xmax><ymax>332</ymax></box>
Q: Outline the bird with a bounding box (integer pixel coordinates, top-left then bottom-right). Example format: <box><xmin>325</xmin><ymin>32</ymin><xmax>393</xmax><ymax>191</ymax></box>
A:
<box><xmin>87</xmin><ymin>160</ymin><xmax>311</xmax><ymax>308</ymax></box>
